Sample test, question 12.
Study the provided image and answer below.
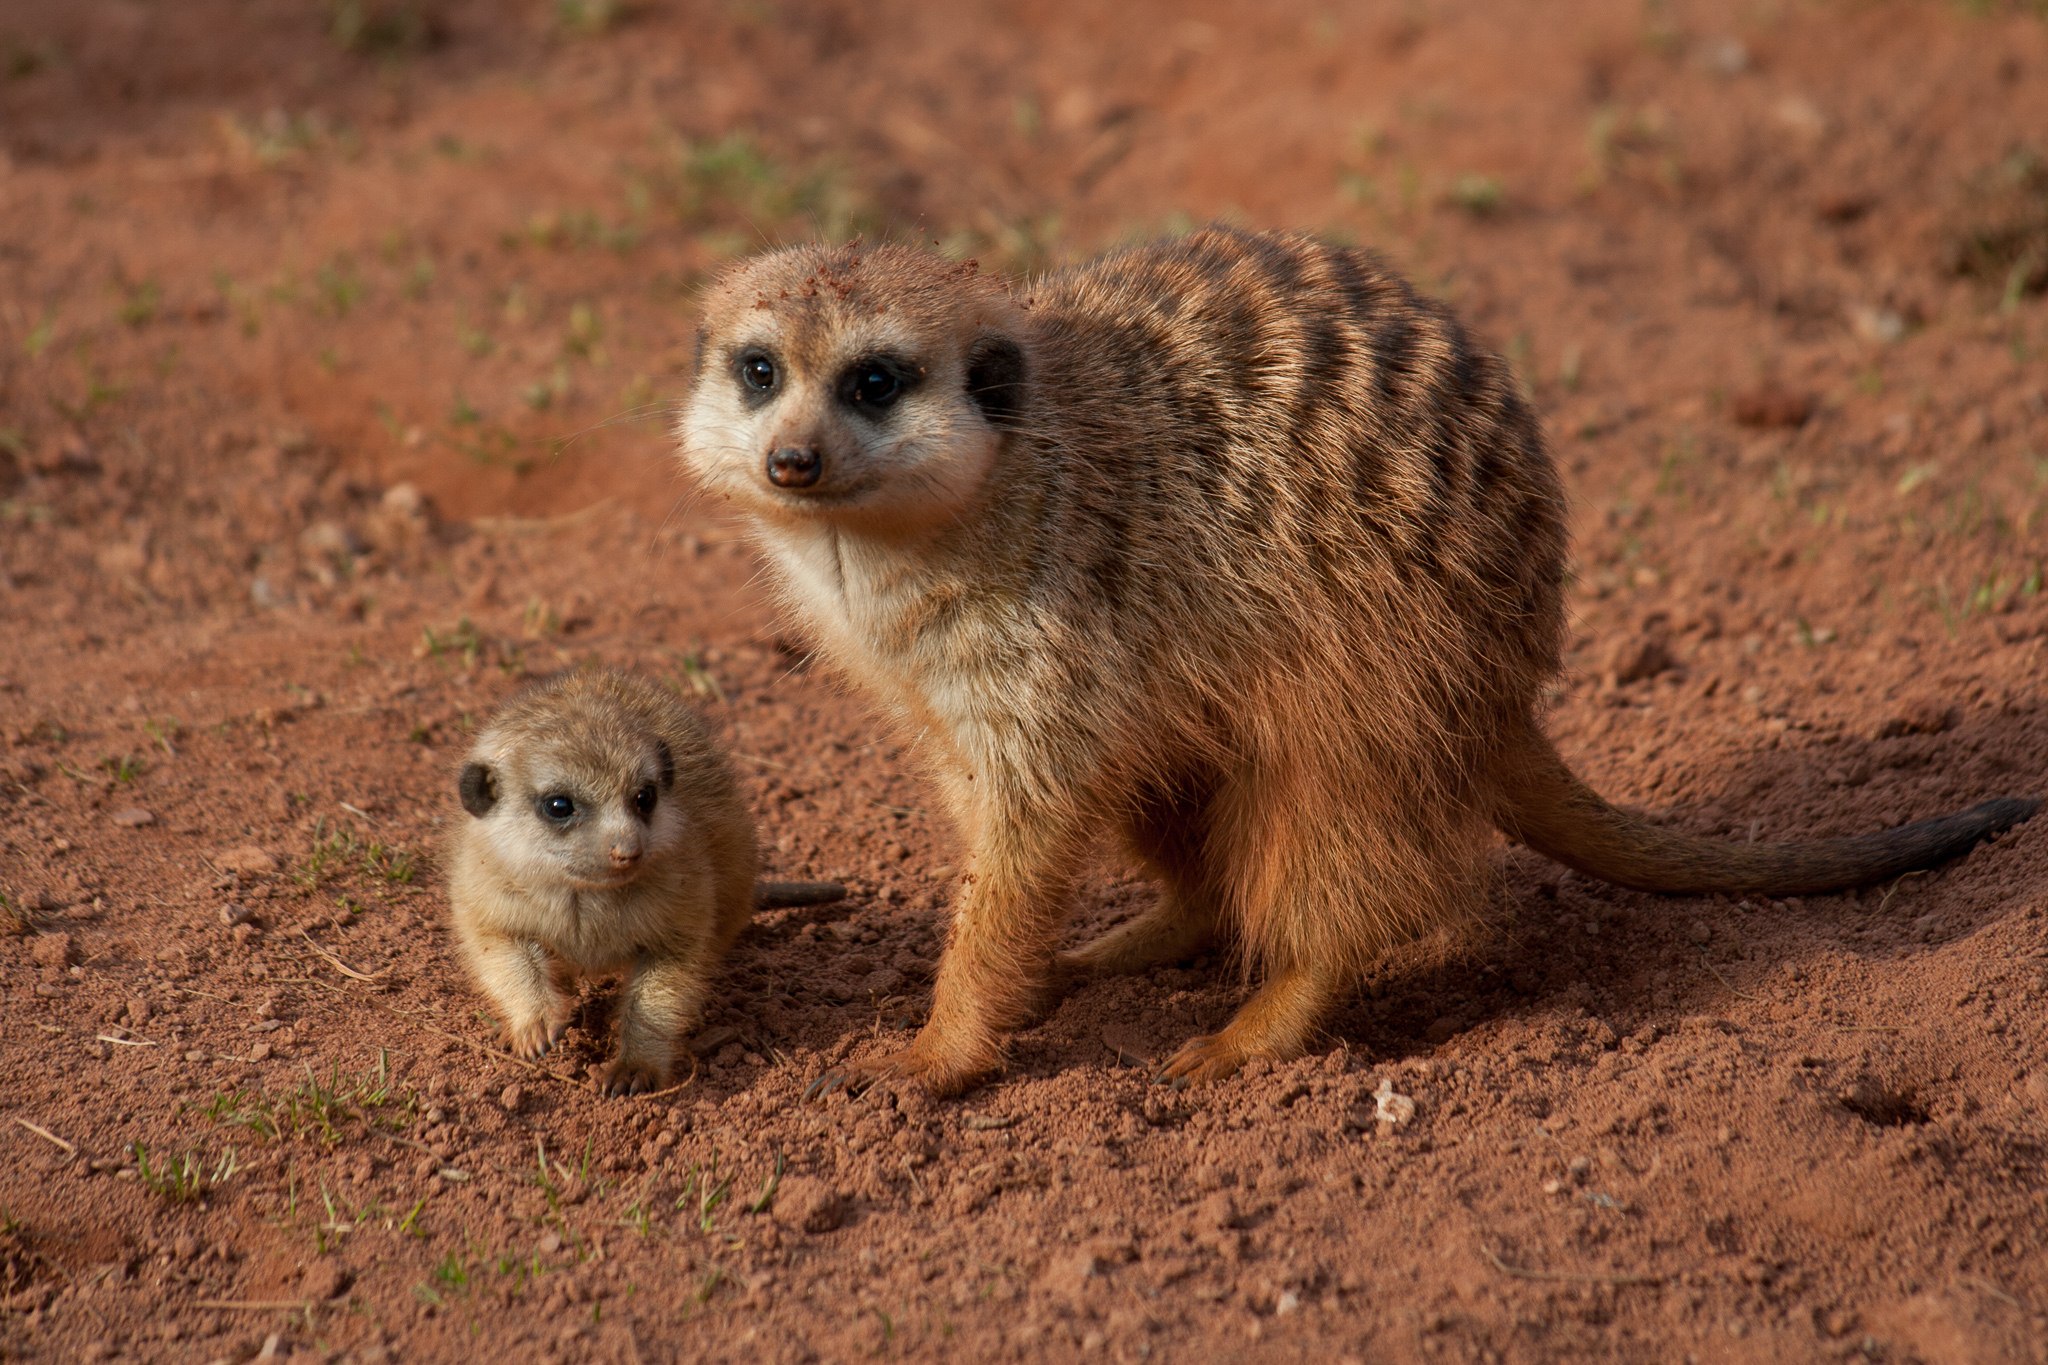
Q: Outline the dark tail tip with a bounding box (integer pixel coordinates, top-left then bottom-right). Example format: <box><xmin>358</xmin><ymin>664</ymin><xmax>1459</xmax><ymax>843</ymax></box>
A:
<box><xmin>1971</xmin><ymin>795</ymin><xmax>2042</xmax><ymax>839</ymax></box>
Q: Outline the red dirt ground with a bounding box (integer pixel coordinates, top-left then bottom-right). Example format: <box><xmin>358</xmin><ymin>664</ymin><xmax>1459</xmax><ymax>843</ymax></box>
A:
<box><xmin>4</xmin><ymin>2</ymin><xmax>2048</xmax><ymax>1360</ymax></box>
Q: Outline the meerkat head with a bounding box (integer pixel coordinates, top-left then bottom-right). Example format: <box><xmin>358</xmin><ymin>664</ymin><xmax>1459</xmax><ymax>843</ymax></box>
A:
<box><xmin>458</xmin><ymin>681</ymin><xmax>690</xmax><ymax>893</ymax></box>
<box><xmin>677</xmin><ymin>242</ymin><xmax>1028</xmax><ymax>538</ymax></box>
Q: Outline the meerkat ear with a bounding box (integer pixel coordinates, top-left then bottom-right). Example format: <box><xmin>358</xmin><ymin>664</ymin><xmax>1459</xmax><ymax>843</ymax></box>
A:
<box><xmin>965</xmin><ymin>333</ymin><xmax>1026</xmax><ymax>427</ymax></box>
<box><xmin>458</xmin><ymin>762</ymin><xmax>498</xmax><ymax>818</ymax></box>
<box><xmin>654</xmin><ymin>740</ymin><xmax>676</xmax><ymax>791</ymax></box>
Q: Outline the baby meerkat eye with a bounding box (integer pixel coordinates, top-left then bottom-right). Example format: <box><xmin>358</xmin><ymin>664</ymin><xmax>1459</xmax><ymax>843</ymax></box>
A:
<box><xmin>538</xmin><ymin>793</ymin><xmax>576</xmax><ymax>823</ymax></box>
<box><xmin>633</xmin><ymin>783</ymin><xmax>658</xmax><ymax>817</ymax></box>
<box><xmin>737</xmin><ymin>351</ymin><xmax>778</xmax><ymax>394</ymax></box>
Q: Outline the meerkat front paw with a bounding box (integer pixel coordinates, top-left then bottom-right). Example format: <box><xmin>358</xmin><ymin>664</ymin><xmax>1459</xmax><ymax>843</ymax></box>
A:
<box><xmin>1154</xmin><ymin>1031</ymin><xmax>1250</xmax><ymax>1087</ymax></box>
<box><xmin>502</xmin><ymin>1015</ymin><xmax>568</xmax><ymax>1061</ymax></box>
<box><xmin>812</xmin><ymin>1033</ymin><xmax>1001</xmax><ymax>1101</ymax></box>
<box><xmin>598</xmin><ymin>1054</ymin><xmax>670</xmax><ymax>1097</ymax></box>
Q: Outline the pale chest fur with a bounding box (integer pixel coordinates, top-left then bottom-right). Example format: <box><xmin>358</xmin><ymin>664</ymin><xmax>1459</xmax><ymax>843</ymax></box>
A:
<box><xmin>452</xmin><ymin>841</ymin><xmax>711</xmax><ymax>972</ymax></box>
<box><xmin>759</xmin><ymin>524</ymin><xmax>1045</xmax><ymax>781</ymax></box>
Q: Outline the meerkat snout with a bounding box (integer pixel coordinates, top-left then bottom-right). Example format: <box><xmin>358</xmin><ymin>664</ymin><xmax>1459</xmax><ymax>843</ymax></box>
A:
<box><xmin>766</xmin><ymin>443</ymin><xmax>824</xmax><ymax>489</ymax></box>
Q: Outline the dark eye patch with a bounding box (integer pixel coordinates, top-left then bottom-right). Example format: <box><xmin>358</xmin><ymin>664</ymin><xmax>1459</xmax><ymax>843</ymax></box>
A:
<box><xmin>965</xmin><ymin>333</ymin><xmax>1026</xmax><ymax>427</ymax></box>
<box><xmin>836</xmin><ymin>354</ymin><xmax>921</xmax><ymax>415</ymax></box>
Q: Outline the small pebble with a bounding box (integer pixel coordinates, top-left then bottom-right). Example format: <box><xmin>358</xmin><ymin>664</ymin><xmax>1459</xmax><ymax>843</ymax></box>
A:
<box><xmin>220</xmin><ymin>903</ymin><xmax>256</xmax><ymax>927</ymax></box>
<box><xmin>499</xmin><ymin>1084</ymin><xmax>525</xmax><ymax>1112</ymax></box>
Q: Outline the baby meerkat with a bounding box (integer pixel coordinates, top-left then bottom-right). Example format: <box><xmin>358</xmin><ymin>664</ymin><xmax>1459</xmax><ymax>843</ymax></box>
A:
<box><xmin>677</xmin><ymin>227</ymin><xmax>2038</xmax><ymax>1096</ymax></box>
<box><xmin>450</xmin><ymin>668</ymin><xmax>841</xmax><ymax>1095</ymax></box>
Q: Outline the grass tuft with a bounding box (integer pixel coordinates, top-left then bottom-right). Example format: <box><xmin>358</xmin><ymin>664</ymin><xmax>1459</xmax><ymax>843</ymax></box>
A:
<box><xmin>204</xmin><ymin>1051</ymin><xmax>418</xmax><ymax>1145</ymax></box>
<box><xmin>133</xmin><ymin>1144</ymin><xmax>238</xmax><ymax>1202</ymax></box>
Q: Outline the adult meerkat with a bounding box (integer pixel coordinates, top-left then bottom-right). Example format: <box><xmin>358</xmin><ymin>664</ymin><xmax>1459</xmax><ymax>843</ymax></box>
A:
<box><xmin>450</xmin><ymin>668</ymin><xmax>842</xmax><ymax>1095</ymax></box>
<box><xmin>677</xmin><ymin>227</ymin><xmax>2038</xmax><ymax>1096</ymax></box>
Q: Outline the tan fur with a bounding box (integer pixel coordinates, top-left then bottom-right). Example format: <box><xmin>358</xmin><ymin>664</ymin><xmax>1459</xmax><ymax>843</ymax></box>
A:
<box><xmin>448</xmin><ymin>669</ymin><xmax>758</xmax><ymax>1095</ymax></box>
<box><xmin>677</xmin><ymin>227</ymin><xmax>2038</xmax><ymax>1095</ymax></box>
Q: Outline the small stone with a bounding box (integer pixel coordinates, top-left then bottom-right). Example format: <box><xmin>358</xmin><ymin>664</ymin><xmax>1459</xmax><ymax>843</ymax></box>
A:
<box><xmin>1688</xmin><ymin>921</ymin><xmax>1712</xmax><ymax>945</ymax></box>
<box><xmin>538</xmin><ymin>1230</ymin><xmax>562</xmax><ymax>1254</ymax></box>
<box><xmin>1729</xmin><ymin>383</ymin><xmax>1813</xmax><ymax>429</ymax></box>
<box><xmin>1875</xmin><ymin>700</ymin><xmax>1959</xmax><ymax>739</ymax></box>
<box><xmin>1541</xmin><ymin>1178</ymin><xmax>1565</xmax><ymax>1195</ymax></box>
<box><xmin>110</xmin><ymin>807</ymin><xmax>156</xmax><ymax>828</ymax></box>
<box><xmin>1043</xmin><ymin>1250</ymin><xmax>1102</xmax><ymax>1299</ymax></box>
<box><xmin>1850</xmin><ymin>304</ymin><xmax>1905</xmax><ymax>345</ymax></box>
<box><xmin>30</xmin><ymin>932</ymin><xmax>73</xmax><ymax>968</ymax></box>
<box><xmin>1372</xmin><ymin>1077</ymin><xmax>1416</xmax><ymax>1127</ymax></box>
<box><xmin>1197</xmin><ymin>1191</ymin><xmax>1242</xmax><ymax>1231</ymax></box>
<box><xmin>220</xmin><ymin>903</ymin><xmax>256</xmax><ymax>926</ymax></box>
<box><xmin>499</xmin><ymin>1084</ymin><xmax>525</xmax><ymax>1112</ymax></box>
<box><xmin>1605</xmin><ymin>634</ymin><xmax>1677</xmax><ymax>687</ymax></box>
<box><xmin>1275</xmin><ymin>1290</ymin><xmax>1301</xmax><ymax>1316</ymax></box>
<box><xmin>250</xmin><ymin>1042</ymin><xmax>272</xmax><ymax>1062</ymax></box>
<box><xmin>172</xmin><ymin>1234</ymin><xmax>200</xmax><ymax>1260</ymax></box>
<box><xmin>127</xmin><ymin>997</ymin><xmax>151</xmax><ymax>1025</ymax></box>
<box><xmin>768</xmin><ymin>1176</ymin><xmax>843</xmax><ymax>1234</ymax></box>
<box><xmin>215</xmin><ymin>846</ymin><xmax>279</xmax><ymax>877</ymax></box>
<box><xmin>301</xmin><ymin>1260</ymin><xmax>350</xmax><ymax>1301</ymax></box>
<box><xmin>184</xmin><ymin>1049</ymin><xmax>207</xmax><ymax>1063</ymax></box>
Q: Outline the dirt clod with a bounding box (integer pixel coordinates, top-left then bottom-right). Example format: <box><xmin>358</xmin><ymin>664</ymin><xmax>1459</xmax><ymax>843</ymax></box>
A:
<box><xmin>768</xmin><ymin>1176</ymin><xmax>844</xmax><ymax>1234</ymax></box>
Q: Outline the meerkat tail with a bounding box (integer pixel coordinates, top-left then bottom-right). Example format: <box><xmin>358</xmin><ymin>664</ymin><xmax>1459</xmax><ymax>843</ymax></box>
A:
<box><xmin>1495</xmin><ymin>729</ymin><xmax>2039</xmax><ymax>896</ymax></box>
<box><xmin>754</xmin><ymin>879</ymin><xmax>847</xmax><ymax>907</ymax></box>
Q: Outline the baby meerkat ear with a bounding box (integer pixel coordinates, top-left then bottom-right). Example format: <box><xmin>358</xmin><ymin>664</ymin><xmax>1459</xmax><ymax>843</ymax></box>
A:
<box><xmin>654</xmin><ymin>740</ymin><xmax>676</xmax><ymax>791</ymax></box>
<box><xmin>458</xmin><ymin>762</ymin><xmax>498</xmax><ymax>818</ymax></box>
<box><xmin>965</xmin><ymin>333</ymin><xmax>1026</xmax><ymax>427</ymax></box>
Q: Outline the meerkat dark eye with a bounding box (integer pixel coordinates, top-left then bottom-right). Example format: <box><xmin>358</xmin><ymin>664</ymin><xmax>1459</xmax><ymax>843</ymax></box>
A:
<box><xmin>837</xmin><ymin>355</ymin><xmax>918</xmax><ymax>414</ymax></box>
<box><xmin>850</xmin><ymin>364</ymin><xmax>900</xmax><ymax>407</ymax></box>
<box><xmin>736</xmin><ymin>350</ymin><xmax>778</xmax><ymax>399</ymax></box>
<box><xmin>633</xmin><ymin>783</ymin><xmax>658</xmax><ymax>817</ymax></box>
<box><xmin>538</xmin><ymin>793</ymin><xmax>576</xmax><ymax>823</ymax></box>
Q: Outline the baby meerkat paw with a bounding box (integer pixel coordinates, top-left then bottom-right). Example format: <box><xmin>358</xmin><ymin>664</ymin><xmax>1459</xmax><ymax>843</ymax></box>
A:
<box><xmin>502</xmin><ymin>1015</ymin><xmax>568</xmax><ymax>1061</ymax></box>
<box><xmin>598</xmin><ymin>1055</ymin><xmax>671</xmax><ymax>1097</ymax></box>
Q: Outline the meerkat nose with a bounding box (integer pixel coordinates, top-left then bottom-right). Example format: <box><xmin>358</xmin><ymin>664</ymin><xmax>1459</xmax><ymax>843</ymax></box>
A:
<box><xmin>609</xmin><ymin>843</ymin><xmax>642</xmax><ymax>867</ymax></box>
<box><xmin>765</xmin><ymin>444</ymin><xmax>824</xmax><ymax>490</ymax></box>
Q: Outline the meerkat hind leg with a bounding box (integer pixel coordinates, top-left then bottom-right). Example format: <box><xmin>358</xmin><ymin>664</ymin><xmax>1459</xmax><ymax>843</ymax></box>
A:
<box><xmin>1156</xmin><ymin>960</ymin><xmax>1344</xmax><ymax>1085</ymax></box>
<box><xmin>1061</xmin><ymin>779</ymin><xmax>1223</xmax><ymax>978</ymax></box>
<box><xmin>601</xmin><ymin>951</ymin><xmax>715</xmax><ymax>1096</ymax></box>
<box><xmin>467</xmin><ymin>934</ymin><xmax>571</xmax><ymax>1061</ymax></box>
<box><xmin>1060</xmin><ymin>896</ymin><xmax>1218</xmax><ymax>977</ymax></box>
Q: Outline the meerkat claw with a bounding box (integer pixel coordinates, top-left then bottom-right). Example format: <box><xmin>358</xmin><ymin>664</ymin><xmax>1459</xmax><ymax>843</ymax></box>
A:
<box><xmin>504</xmin><ymin>1018</ymin><xmax>565</xmax><ymax>1061</ymax></box>
<box><xmin>802</xmin><ymin>1070</ymin><xmax>853</xmax><ymax>1102</ymax></box>
<box><xmin>599</xmin><ymin>1057</ymin><xmax>666</xmax><ymax>1097</ymax></box>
